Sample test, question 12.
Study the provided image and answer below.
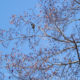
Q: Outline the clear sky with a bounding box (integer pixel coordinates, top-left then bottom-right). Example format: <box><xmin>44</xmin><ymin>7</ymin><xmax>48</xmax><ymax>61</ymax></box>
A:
<box><xmin>0</xmin><ymin>0</ymin><xmax>37</xmax><ymax>28</ymax></box>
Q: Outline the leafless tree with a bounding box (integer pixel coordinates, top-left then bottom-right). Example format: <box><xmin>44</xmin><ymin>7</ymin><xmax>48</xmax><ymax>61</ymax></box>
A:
<box><xmin>0</xmin><ymin>0</ymin><xmax>80</xmax><ymax>80</ymax></box>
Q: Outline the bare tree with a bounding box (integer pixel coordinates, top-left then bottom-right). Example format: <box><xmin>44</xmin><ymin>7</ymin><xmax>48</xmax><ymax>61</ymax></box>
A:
<box><xmin>0</xmin><ymin>0</ymin><xmax>80</xmax><ymax>80</ymax></box>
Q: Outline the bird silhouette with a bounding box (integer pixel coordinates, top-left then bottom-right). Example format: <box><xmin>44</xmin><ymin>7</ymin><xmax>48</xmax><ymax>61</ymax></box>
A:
<box><xmin>69</xmin><ymin>59</ymin><xmax>72</xmax><ymax>67</ymax></box>
<box><xmin>31</xmin><ymin>22</ymin><xmax>35</xmax><ymax>29</ymax></box>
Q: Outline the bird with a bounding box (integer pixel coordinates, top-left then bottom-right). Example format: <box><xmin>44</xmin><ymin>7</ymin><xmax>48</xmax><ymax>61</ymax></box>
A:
<box><xmin>31</xmin><ymin>22</ymin><xmax>35</xmax><ymax>29</ymax></box>
<box><xmin>69</xmin><ymin>59</ymin><xmax>72</xmax><ymax>67</ymax></box>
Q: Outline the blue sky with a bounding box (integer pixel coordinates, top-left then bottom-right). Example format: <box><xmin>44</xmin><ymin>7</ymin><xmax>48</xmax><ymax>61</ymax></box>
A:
<box><xmin>0</xmin><ymin>0</ymin><xmax>38</xmax><ymax>28</ymax></box>
<box><xmin>0</xmin><ymin>0</ymin><xmax>39</xmax><ymax>54</ymax></box>
<box><xmin>0</xmin><ymin>0</ymin><xmax>38</xmax><ymax>79</ymax></box>
<box><xmin>1</xmin><ymin>0</ymin><xmax>80</xmax><ymax>80</ymax></box>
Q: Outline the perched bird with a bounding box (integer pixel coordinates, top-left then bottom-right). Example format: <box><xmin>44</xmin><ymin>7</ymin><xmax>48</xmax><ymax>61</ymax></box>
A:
<box><xmin>69</xmin><ymin>59</ymin><xmax>72</xmax><ymax>67</ymax></box>
<box><xmin>31</xmin><ymin>22</ymin><xmax>35</xmax><ymax>29</ymax></box>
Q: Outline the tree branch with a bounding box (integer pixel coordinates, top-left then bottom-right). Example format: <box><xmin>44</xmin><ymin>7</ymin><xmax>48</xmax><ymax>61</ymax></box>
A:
<box><xmin>74</xmin><ymin>0</ymin><xmax>80</xmax><ymax>4</ymax></box>
<box><xmin>71</xmin><ymin>35</ymin><xmax>80</xmax><ymax>64</ymax></box>
<box><xmin>41</xmin><ymin>60</ymin><xmax>79</xmax><ymax>70</ymax></box>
